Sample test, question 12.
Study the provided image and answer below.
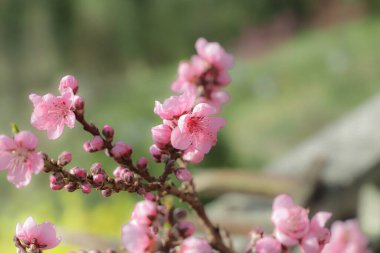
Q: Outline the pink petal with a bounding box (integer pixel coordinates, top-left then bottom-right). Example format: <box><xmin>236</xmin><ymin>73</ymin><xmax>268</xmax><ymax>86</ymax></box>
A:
<box><xmin>7</xmin><ymin>163</ymin><xmax>32</xmax><ymax>188</ymax></box>
<box><xmin>195</xmin><ymin>38</ymin><xmax>208</xmax><ymax>56</ymax></box>
<box><xmin>171</xmin><ymin>127</ymin><xmax>192</xmax><ymax>150</ymax></box>
<box><xmin>183</xmin><ymin>146</ymin><xmax>205</xmax><ymax>164</ymax></box>
<box><xmin>193</xmin><ymin>134</ymin><xmax>213</xmax><ymax>153</ymax></box>
<box><xmin>15</xmin><ymin>131</ymin><xmax>38</xmax><ymax>150</ymax></box>
<box><xmin>47</xmin><ymin>123</ymin><xmax>64</xmax><ymax>140</ymax></box>
<box><xmin>22</xmin><ymin>217</ymin><xmax>40</xmax><ymax>241</ymax></box>
<box><xmin>0</xmin><ymin>135</ymin><xmax>17</xmax><ymax>151</ymax></box>
<box><xmin>273</xmin><ymin>194</ymin><xmax>295</xmax><ymax>210</ymax></box>
<box><xmin>65</xmin><ymin>112</ymin><xmax>76</xmax><ymax>129</ymax></box>
<box><xmin>274</xmin><ymin>229</ymin><xmax>298</xmax><ymax>246</ymax></box>
<box><xmin>301</xmin><ymin>235</ymin><xmax>319</xmax><ymax>253</ymax></box>
<box><xmin>311</xmin><ymin>212</ymin><xmax>332</xmax><ymax>230</ymax></box>
<box><xmin>178</xmin><ymin>114</ymin><xmax>191</xmax><ymax>132</ymax></box>
<box><xmin>28</xmin><ymin>152</ymin><xmax>44</xmax><ymax>174</ymax></box>
<box><xmin>0</xmin><ymin>152</ymin><xmax>12</xmax><ymax>170</ymax></box>
<box><xmin>29</xmin><ymin>94</ymin><xmax>42</xmax><ymax>106</ymax></box>
<box><xmin>192</xmin><ymin>103</ymin><xmax>217</xmax><ymax>117</ymax></box>
<box><xmin>38</xmin><ymin>222</ymin><xmax>61</xmax><ymax>249</ymax></box>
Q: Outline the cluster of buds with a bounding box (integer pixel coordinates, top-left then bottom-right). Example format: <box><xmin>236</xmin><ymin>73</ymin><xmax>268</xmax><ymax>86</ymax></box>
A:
<box><xmin>150</xmin><ymin>38</ymin><xmax>233</xmax><ymax>164</ymax></box>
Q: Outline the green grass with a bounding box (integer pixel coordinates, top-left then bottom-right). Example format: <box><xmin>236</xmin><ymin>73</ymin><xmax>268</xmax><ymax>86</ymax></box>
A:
<box><xmin>1</xmin><ymin>17</ymin><xmax>380</xmax><ymax>252</ymax></box>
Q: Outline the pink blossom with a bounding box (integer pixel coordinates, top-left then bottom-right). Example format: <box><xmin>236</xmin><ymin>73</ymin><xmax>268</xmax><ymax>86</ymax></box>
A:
<box><xmin>16</xmin><ymin>217</ymin><xmax>61</xmax><ymax>250</ymax></box>
<box><xmin>29</xmin><ymin>89</ymin><xmax>76</xmax><ymax>140</ymax></box>
<box><xmin>271</xmin><ymin>194</ymin><xmax>310</xmax><ymax>246</ymax></box>
<box><xmin>122</xmin><ymin>220</ymin><xmax>156</xmax><ymax>253</ymax></box>
<box><xmin>322</xmin><ymin>219</ymin><xmax>372</xmax><ymax>253</ymax></box>
<box><xmin>175</xmin><ymin>168</ymin><xmax>193</xmax><ymax>182</ymax></box>
<box><xmin>110</xmin><ymin>141</ymin><xmax>132</xmax><ymax>158</ymax></box>
<box><xmin>300</xmin><ymin>212</ymin><xmax>332</xmax><ymax>253</ymax></box>
<box><xmin>179</xmin><ymin>237</ymin><xmax>213</xmax><ymax>253</ymax></box>
<box><xmin>171</xmin><ymin>103</ymin><xmax>225</xmax><ymax>157</ymax></box>
<box><xmin>154</xmin><ymin>92</ymin><xmax>195</xmax><ymax>120</ymax></box>
<box><xmin>0</xmin><ymin>131</ymin><xmax>44</xmax><ymax>188</ymax></box>
<box><xmin>131</xmin><ymin>200</ymin><xmax>158</xmax><ymax>226</ymax></box>
<box><xmin>256</xmin><ymin>237</ymin><xmax>282</xmax><ymax>253</ymax></box>
<box><xmin>59</xmin><ymin>75</ymin><xmax>78</xmax><ymax>94</ymax></box>
<box><xmin>195</xmin><ymin>37</ymin><xmax>234</xmax><ymax>70</ymax></box>
<box><xmin>57</xmin><ymin>151</ymin><xmax>72</xmax><ymax>166</ymax></box>
<box><xmin>151</xmin><ymin>124</ymin><xmax>172</xmax><ymax>147</ymax></box>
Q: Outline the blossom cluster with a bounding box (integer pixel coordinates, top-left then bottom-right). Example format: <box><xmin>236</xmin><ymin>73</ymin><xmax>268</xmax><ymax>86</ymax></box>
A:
<box><xmin>245</xmin><ymin>194</ymin><xmax>373</xmax><ymax>253</ymax></box>
<box><xmin>151</xmin><ymin>38</ymin><xmax>233</xmax><ymax>164</ymax></box>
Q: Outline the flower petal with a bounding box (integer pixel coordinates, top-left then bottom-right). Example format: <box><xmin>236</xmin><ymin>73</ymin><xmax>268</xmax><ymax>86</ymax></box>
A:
<box><xmin>171</xmin><ymin>127</ymin><xmax>192</xmax><ymax>150</ymax></box>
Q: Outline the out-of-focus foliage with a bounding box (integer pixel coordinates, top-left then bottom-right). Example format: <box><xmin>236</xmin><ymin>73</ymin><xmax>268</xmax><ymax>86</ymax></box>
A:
<box><xmin>1</xmin><ymin>1</ymin><xmax>380</xmax><ymax>252</ymax></box>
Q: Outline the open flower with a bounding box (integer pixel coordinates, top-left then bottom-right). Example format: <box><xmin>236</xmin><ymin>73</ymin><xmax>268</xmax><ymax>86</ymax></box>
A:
<box><xmin>154</xmin><ymin>92</ymin><xmax>195</xmax><ymax>120</ymax></box>
<box><xmin>16</xmin><ymin>217</ymin><xmax>61</xmax><ymax>251</ymax></box>
<box><xmin>0</xmin><ymin>131</ymin><xmax>43</xmax><ymax>188</ymax></box>
<box><xmin>322</xmin><ymin>220</ymin><xmax>372</xmax><ymax>253</ymax></box>
<box><xmin>271</xmin><ymin>194</ymin><xmax>310</xmax><ymax>246</ymax></box>
<box><xmin>171</xmin><ymin>103</ymin><xmax>225</xmax><ymax>160</ymax></box>
<box><xmin>122</xmin><ymin>220</ymin><xmax>156</xmax><ymax>253</ymax></box>
<box><xmin>301</xmin><ymin>212</ymin><xmax>332</xmax><ymax>253</ymax></box>
<box><xmin>30</xmin><ymin>88</ymin><xmax>76</xmax><ymax>140</ymax></box>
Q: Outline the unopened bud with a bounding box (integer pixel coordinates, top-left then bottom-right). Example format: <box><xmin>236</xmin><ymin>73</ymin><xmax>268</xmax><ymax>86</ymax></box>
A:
<box><xmin>64</xmin><ymin>182</ymin><xmax>78</xmax><ymax>192</ymax></box>
<box><xmin>59</xmin><ymin>75</ymin><xmax>79</xmax><ymax>94</ymax></box>
<box><xmin>102</xmin><ymin>124</ymin><xmax>114</xmax><ymax>141</ymax></box>
<box><xmin>177</xmin><ymin>221</ymin><xmax>195</xmax><ymax>238</ymax></box>
<box><xmin>137</xmin><ymin>157</ymin><xmax>148</xmax><ymax>170</ymax></box>
<box><xmin>110</xmin><ymin>141</ymin><xmax>132</xmax><ymax>158</ymax></box>
<box><xmin>101</xmin><ymin>189</ymin><xmax>112</xmax><ymax>197</ymax></box>
<box><xmin>151</xmin><ymin>124</ymin><xmax>171</xmax><ymax>148</ymax></box>
<box><xmin>93</xmin><ymin>174</ymin><xmax>105</xmax><ymax>185</ymax></box>
<box><xmin>175</xmin><ymin>168</ymin><xmax>192</xmax><ymax>182</ymax></box>
<box><xmin>123</xmin><ymin>171</ymin><xmax>134</xmax><ymax>183</ymax></box>
<box><xmin>70</xmin><ymin>167</ymin><xmax>87</xmax><ymax>179</ymax></box>
<box><xmin>113</xmin><ymin>166</ymin><xmax>126</xmax><ymax>179</ymax></box>
<box><xmin>149</xmin><ymin>144</ymin><xmax>162</xmax><ymax>162</ymax></box>
<box><xmin>81</xmin><ymin>182</ymin><xmax>92</xmax><ymax>194</ymax></box>
<box><xmin>144</xmin><ymin>192</ymin><xmax>156</xmax><ymax>201</ymax></box>
<box><xmin>74</xmin><ymin>96</ymin><xmax>85</xmax><ymax>114</ymax></box>
<box><xmin>57</xmin><ymin>151</ymin><xmax>72</xmax><ymax>166</ymax></box>
<box><xmin>90</xmin><ymin>163</ymin><xmax>103</xmax><ymax>174</ymax></box>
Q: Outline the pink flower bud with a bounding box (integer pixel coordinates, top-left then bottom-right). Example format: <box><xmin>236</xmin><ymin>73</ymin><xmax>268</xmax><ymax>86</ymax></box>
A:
<box><xmin>93</xmin><ymin>174</ymin><xmax>104</xmax><ymax>185</ymax></box>
<box><xmin>64</xmin><ymin>182</ymin><xmax>78</xmax><ymax>192</ymax></box>
<box><xmin>59</xmin><ymin>75</ymin><xmax>79</xmax><ymax>94</ymax></box>
<box><xmin>137</xmin><ymin>157</ymin><xmax>148</xmax><ymax>170</ymax></box>
<box><xmin>57</xmin><ymin>151</ymin><xmax>72</xmax><ymax>166</ymax></box>
<box><xmin>144</xmin><ymin>192</ymin><xmax>156</xmax><ymax>201</ymax></box>
<box><xmin>49</xmin><ymin>175</ymin><xmax>64</xmax><ymax>190</ymax></box>
<box><xmin>70</xmin><ymin>167</ymin><xmax>87</xmax><ymax>179</ymax></box>
<box><xmin>111</xmin><ymin>141</ymin><xmax>132</xmax><ymax>158</ymax></box>
<box><xmin>83</xmin><ymin>141</ymin><xmax>92</xmax><ymax>152</ymax></box>
<box><xmin>149</xmin><ymin>144</ymin><xmax>163</xmax><ymax>162</ymax></box>
<box><xmin>90</xmin><ymin>163</ymin><xmax>103</xmax><ymax>174</ymax></box>
<box><xmin>177</xmin><ymin>221</ymin><xmax>195</xmax><ymax>238</ymax></box>
<box><xmin>179</xmin><ymin>237</ymin><xmax>212</xmax><ymax>253</ymax></box>
<box><xmin>101</xmin><ymin>189</ymin><xmax>112</xmax><ymax>197</ymax></box>
<box><xmin>123</xmin><ymin>171</ymin><xmax>134</xmax><ymax>183</ymax></box>
<box><xmin>151</xmin><ymin>124</ymin><xmax>171</xmax><ymax>147</ymax></box>
<box><xmin>81</xmin><ymin>182</ymin><xmax>92</xmax><ymax>194</ymax></box>
<box><xmin>74</xmin><ymin>95</ymin><xmax>85</xmax><ymax>114</ymax></box>
<box><xmin>131</xmin><ymin>200</ymin><xmax>158</xmax><ymax>226</ymax></box>
<box><xmin>102</xmin><ymin>124</ymin><xmax>114</xmax><ymax>141</ymax></box>
<box><xmin>90</xmin><ymin>135</ymin><xmax>104</xmax><ymax>151</ymax></box>
<box><xmin>175</xmin><ymin>168</ymin><xmax>192</xmax><ymax>182</ymax></box>
<box><xmin>113</xmin><ymin>166</ymin><xmax>127</xmax><ymax>179</ymax></box>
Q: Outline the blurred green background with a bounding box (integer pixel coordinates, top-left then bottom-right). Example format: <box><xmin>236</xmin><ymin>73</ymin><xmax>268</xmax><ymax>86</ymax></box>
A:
<box><xmin>1</xmin><ymin>0</ymin><xmax>380</xmax><ymax>251</ymax></box>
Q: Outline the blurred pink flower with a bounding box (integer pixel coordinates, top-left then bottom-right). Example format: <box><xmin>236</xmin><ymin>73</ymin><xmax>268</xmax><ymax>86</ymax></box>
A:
<box><xmin>300</xmin><ymin>212</ymin><xmax>332</xmax><ymax>253</ymax></box>
<box><xmin>131</xmin><ymin>200</ymin><xmax>158</xmax><ymax>226</ymax></box>
<box><xmin>271</xmin><ymin>194</ymin><xmax>310</xmax><ymax>246</ymax></box>
<box><xmin>256</xmin><ymin>236</ymin><xmax>282</xmax><ymax>253</ymax></box>
<box><xmin>322</xmin><ymin>219</ymin><xmax>372</xmax><ymax>253</ymax></box>
<box><xmin>179</xmin><ymin>237</ymin><xmax>213</xmax><ymax>253</ymax></box>
<box><xmin>29</xmin><ymin>89</ymin><xmax>76</xmax><ymax>140</ymax></box>
<box><xmin>0</xmin><ymin>131</ymin><xmax>43</xmax><ymax>188</ymax></box>
<box><xmin>122</xmin><ymin>220</ymin><xmax>156</xmax><ymax>253</ymax></box>
<box><xmin>195</xmin><ymin>37</ymin><xmax>234</xmax><ymax>70</ymax></box>
<box><xmin>16</xmin><ymin>217</ymin><xmax>61</xmax><ymax>250</ymax></box>
<box><xmin>171</xmin><ymin>103</ymin><xmax>225</xmax><ymax>160</ymax></box>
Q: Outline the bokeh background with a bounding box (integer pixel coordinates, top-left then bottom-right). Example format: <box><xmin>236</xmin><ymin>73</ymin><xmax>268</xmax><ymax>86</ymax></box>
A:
<box><xmin>1</xmin><ymin>0</ymin><xmax>380</xmax><ymax>252</ymax></box>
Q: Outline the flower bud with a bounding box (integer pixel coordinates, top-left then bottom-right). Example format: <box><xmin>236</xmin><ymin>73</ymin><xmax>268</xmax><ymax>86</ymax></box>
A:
<box><xmin>111</xmin><ymin>141</ymin><xmax>132</xmax><ymax>158</ymax></box>
<box><xmin>64</xmin><ymin>182</ymin><xmax>78</xmax><ymax>192</ymax></box>
<box><xmin>113</xmin><ymin>166</ymin><xmax>126</xmax><ymax>179</ymax></box>
<box><xmin>93</xmin><ymin>174</ymin><xmax>105</xmax><ymax>185</ymax></box>
<box><xmin>151</xmin><ymin>124</ymin><xmax>171</xmax><ymax>147</ymax></box>
<box><xmin>177</xmin><ymin>221</ymin><xmax>195</xmax><ymax>238</ymax></box>
<box><xmin>83</xmin><ymin>141</ymin><xmax>92</xmax><ymax>153</ymax></box>
<box><xmin>59</xmin><ymin>75</ymin><xmax>79</xmax><ymax>94</ymax></box>
<box><xmin>175</xmin><ymin>168</ymin><xmax>192</xmax><ymax>182</ymax></box>
<box><xmin>149</xmin><ymin>144</ymin><xmax>162</xmax><ymax>162</ymax></box>
<box><xmin>49</xmin><ymin>174</ymin><xmax>64</xmax><ymax>190</ymax></box>
<box><xmin>81</xmin><ymin>182</ymin><xmax>92</xmax><ymax>194</ymax></box>
<box><xmin>70</xmin><ymin>167</ymin><xmax>87</xmax><ymax>179</ymax></box>
<box><xmin>101</xmin><ymin>189</ymin><xmax>112</xmax><ymax>197</ymax></box>
<box><xmin>57</xmin><ymin>151</ymin><xmax>72</xmax><ymax>166</ymax></box>
<box><xmin>144</xmin><ymin>192</ymin><xmax>156</xmax><ymax>201</ymax></box>
<box><xmin>74</xmin><ymin>96</ymin><xmax>85</xmax><ymax>114</ymax></box>
<box><xmin>123</xmin><ymin>171</ymin><xmax>134</xmax><ymax>184</ymax></box>
<box><xmin>179</xmin><ymin>237</ymin><xmax>213</xmax><ymax>253</ymax></box>
<box><xmin>90</xmin><ymin>135</ymin><xmax>104</xmax><ymax>151</ymax></box>
<box><xmin>90</xmin><ymin>163</ymin><xmax>103</xmax><ymax>174</ymax></box>
<box><xmin>137</xmin><ymin>157</ymin><xmax>148</xmax><ymax>170</ymax></box>
<box><xmin>102</xmin><ymin>124</ymin><xmax>114</xmax><ymax>141</ymax></box>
